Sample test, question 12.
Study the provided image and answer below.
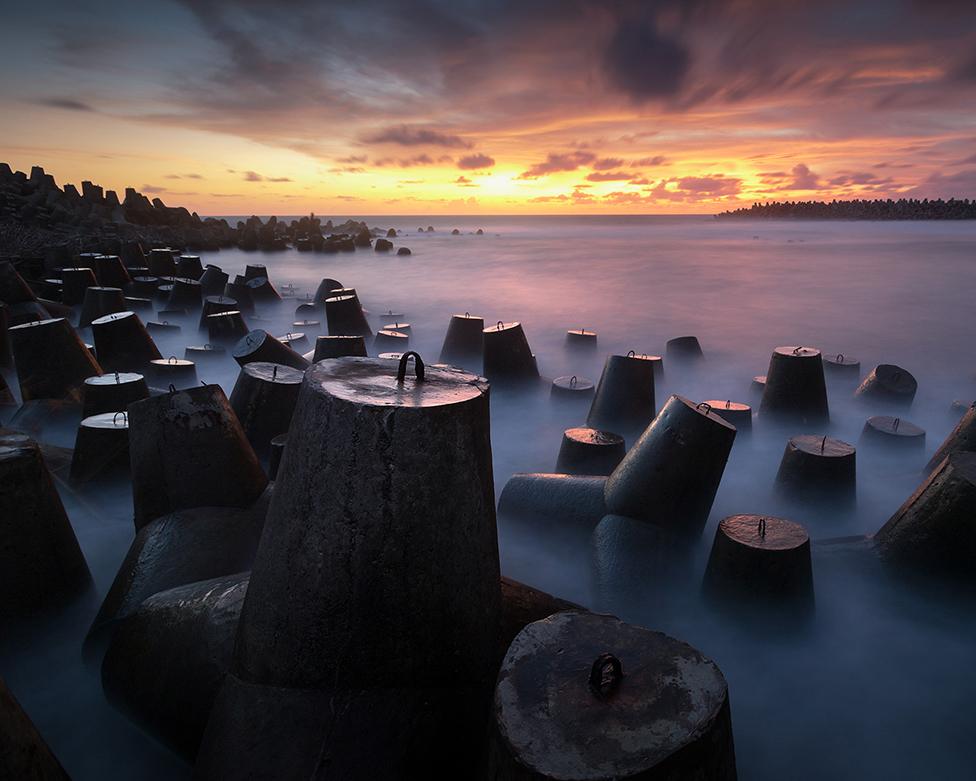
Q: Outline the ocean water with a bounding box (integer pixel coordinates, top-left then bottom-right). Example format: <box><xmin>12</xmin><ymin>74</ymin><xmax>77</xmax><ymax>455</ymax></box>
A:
<box><xmin>3</xmin><ymin>215</ymin><xmax>976</xmax><ymax>779</ymax></box>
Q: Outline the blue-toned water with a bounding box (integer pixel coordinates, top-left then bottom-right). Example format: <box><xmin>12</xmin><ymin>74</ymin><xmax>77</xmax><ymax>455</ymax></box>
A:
<box><xmin>3</xmin><ymin>215</ymin><xmax>976</xmax><ymax>779</ymax></box>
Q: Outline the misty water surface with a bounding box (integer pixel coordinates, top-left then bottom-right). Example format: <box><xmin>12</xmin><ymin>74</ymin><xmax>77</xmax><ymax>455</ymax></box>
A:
<box><xmin>3</xmin><ymin>215</ymin><xmax>976</xmax><ymax>779</ymax></box>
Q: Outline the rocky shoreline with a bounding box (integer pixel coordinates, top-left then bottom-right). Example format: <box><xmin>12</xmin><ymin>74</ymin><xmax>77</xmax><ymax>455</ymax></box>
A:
<box><xmin>0</xmin><ymin>163</ymin><xmax>399</xmax><ymax>259</ymax></box>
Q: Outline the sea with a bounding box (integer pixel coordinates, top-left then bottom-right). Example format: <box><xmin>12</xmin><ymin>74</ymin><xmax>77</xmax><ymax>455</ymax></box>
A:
<box><xmin>3</xmin><ymin>214</ymin><xmax>976</xmax><ymax>779</ymax></box>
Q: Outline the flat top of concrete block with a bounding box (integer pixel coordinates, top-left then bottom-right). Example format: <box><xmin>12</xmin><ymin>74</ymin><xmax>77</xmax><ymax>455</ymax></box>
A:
<box><xmin>376</xmin><ymin>329</ymin><xmax>408</xmax><ymax>338</ymax></box>
<box><xmin>564</xmin><ymin>427</ymin><xmax>622</xmax><ymax>446</ymax></box>
<box><xmin>790</xmin><ymin>434</ymin><xmax>855</xmax><ymax>458</ymax></box>
<box><xmin>703</xmin><ymin>400</ymin><xmax>751</xmax><ymax>414</ymax></box>
<box><xmin>81</xmin><ymin>412</ymin><xmax>129</xmax><ymax>430</ymax></box>
<box><xmin>868</xmin><ymin>364</ymin><xmax>917</xmax><ymax>393</ymax></box>
<box><xmin>9</xmin><ymin>317</ymin><xmax>63</xmax><ymax>332</ymax></box>
<box><xmin>150</xmin><ymin>358</ymin><xmax>195</xmax><ymax>368</ymax></box>
<box><xmin>567</xmin><ymin>328</ymin><xmax>597</xmax><ymax>337</ymax></box>
<box><xmin>482</xmin><ymin>320</ymin><xmax>521</xmax><ymax>335</ymax></box>
<box><xmin>866</xmin><ymin>415</ymin><xmax>925</xmax><ymax>437</ymax></box>
<box><xmin>823</xmin><ymin>353</ymin><xmax>859</xmax><ymax>366</ymax></box>
<box><xmin>453</xmin><ymin>312</ymin><xmax>483</xmax><ymax>321</ymax></box>
<box><xmin>91</xmin><ymin>311</ymin><xmax>136</xmax><ymax>326</ymax></box>
<box><xmin>494</xmin><ymin>611</ymin><xmax>729</xmax><ymax>778</ymax></box>
<box><xmin>324</xmin><ymin>294</ymin><xmax>355</xmax><ymax>304</ymax></box>
<box><xmin>774</xmin><ymin>345</ymin><xmax>821</xmax><ymax>359</ymax></box>
<box><xmin>86</xmin><ymin>372</ymin><xmax>143</xmax><ymax>387</ymax></box>
<box><xmin>721</xmin><ymin>514</ymin><xmax>808</xmax><ymax>551</ymax></box>
<box><xmin>673</xmin><ymin>394</ymin><xmax>738</xmax><ymax>431</ymax></box>
<box><xmin>0</xmin><ymin>433</ymin><xmax>35</xmax><ymax>460</ymax></box>
<box><xmin>242</xmin><ymin>362</ymin><xmax>303</xmax><ymax>385</ymax></box>
<box><xmin>553</xmin><ymin>376</ymin><xmax>595</xmax><ymax>392</ymax></box>
<box><xmin>311</xmin><ymin>356</ymin><xmax>486</xmax><ymax>408</ymax></box>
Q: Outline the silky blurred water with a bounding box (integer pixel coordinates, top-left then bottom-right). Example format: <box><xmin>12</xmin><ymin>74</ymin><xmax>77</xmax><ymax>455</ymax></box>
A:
<box><xmin>3</xmin><ymin>215</ymin><xmax>976</xmax><ymax>779</ymax></box>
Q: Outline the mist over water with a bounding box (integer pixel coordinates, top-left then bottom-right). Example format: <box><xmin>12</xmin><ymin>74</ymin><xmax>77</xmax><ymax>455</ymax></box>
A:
<box><xmin>4</xmin><ymin>215</ymin><xmax>976</xmax><ymax>779</ymax></box>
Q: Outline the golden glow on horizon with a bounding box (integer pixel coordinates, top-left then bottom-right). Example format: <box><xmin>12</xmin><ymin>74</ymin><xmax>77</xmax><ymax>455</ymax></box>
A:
<box><xmin>2</xmin><ymin>98</ymin><xmax>969</xmax><ymax>216</ymax></box>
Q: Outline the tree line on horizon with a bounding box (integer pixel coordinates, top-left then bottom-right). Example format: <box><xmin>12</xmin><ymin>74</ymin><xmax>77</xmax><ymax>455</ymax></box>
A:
<box><xmin>716</xmin><ymin>197</ymin><xmax>976</xmax><ymax>220</ymax></box>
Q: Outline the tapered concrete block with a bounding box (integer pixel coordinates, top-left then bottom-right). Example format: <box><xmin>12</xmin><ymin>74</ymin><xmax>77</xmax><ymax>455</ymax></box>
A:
<box><xmin>91</xmin><ymin>310</ymin><xmax>161</xmax><ymax>372</ymax></box>
<box><xmin>0</xmin><ymin>433</ymin><xmax>92</xmax><ymax>617</ymax></box>
<box><xmin>229</xmin><ymin>362</ymin><xmax>303</xmax><ymax>458</ymax></box>
<box><xmin>760</xmin><ymin>346</ymin><xmax>829</xmax><ymax>424</ymax></box>
<box><xmin>127</xmin><ymin>384</ymin><xmax>268</xmax><ymax>528</ymax></box>
<box><xmin>236</xmin><ymin>356</ymin><xmax>500</xmax><ymax>691</ymax></box>
<box><xmin>854</xmin><ymin>364</ymin><xmax>917</xmax><ymax>409</ymax></box>
<box><xmin>604</xmin><ymin>395</ymin><xmax>736</xmax><ymax>540</ymax></box>
<box><xmin>10</xmin><ymin>317</ymin><xmax>102</xmax><ymax>402</ymax></box>
<box><xmin>586</xmin><ymin>353</ymin><xmax>657</xmax><ymax>437</ymax></box>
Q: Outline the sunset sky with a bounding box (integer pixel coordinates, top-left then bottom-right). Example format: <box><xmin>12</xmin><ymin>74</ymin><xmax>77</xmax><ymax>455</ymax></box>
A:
<box><xmin>2</xmin><ymin>0</ymin><xmax>975</xmax><ymax>215</ymax></box>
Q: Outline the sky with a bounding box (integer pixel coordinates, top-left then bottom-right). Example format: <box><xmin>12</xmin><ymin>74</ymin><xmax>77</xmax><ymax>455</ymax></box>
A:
<box><xmin>1</xmin><ymin>0</ymin><xmax>975</xmax><ymax>215</ymax></box>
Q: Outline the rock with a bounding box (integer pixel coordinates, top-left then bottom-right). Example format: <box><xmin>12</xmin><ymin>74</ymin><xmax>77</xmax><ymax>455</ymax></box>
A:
<box><xmin>374</xmin><ymin>238</ymin><xmax>393</xmax><ymax>252</ymax></box>
<box><xmin>397</xmin><ymin>246</ymin><xmax>412</xmax><ymax>255</ymax></box>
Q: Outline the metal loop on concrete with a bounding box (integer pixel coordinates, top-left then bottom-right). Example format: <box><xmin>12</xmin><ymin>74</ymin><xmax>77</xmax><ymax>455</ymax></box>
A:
<box><xmin>696</xmin><ymin>402</ymin><xmax>712</xmax><ymax>414</ymax></box>
<box><xmin>496</xmin><ymin>321</ymin><xmax>504</xmax><ymax>331</ymax></box>
<box><xmin>589</xmin><ymin>652</ymin><xmax>623</xmax><ymax>697</ymax></box>
<box><xmin>168</xmin><ymin>384</ymin><xmax>177</xmax><ymax>394</ymax></box>
<box><xmin>168</xmin><ymin>356</ymin><xmax>177</xmax><ymax>363</ymax></box>
<box><xmin>570</xmin><ymin>375</ymin><xmax>578</xmax><ymax>387</ymax></box>
<box><xmin>396</xmin><ymin>351</ymin><xmax>426</xmax><ymax>384</ymax></box>
<box><xmin>112</xmin><ymin>411</ymin><xmax>127</xmax><ymax>425</ymax></box>
<box><xmin>627</xmin><ymin>350</ymin><xmax>636</xmax><ymax>357</ymax></box>
<box><xmin>758</xmin><ymin>516</ymin><xmax>767</xmax><ymax>537</ymax></box>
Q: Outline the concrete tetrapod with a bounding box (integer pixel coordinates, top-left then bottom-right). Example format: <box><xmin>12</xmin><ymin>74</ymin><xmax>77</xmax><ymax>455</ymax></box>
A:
<box><xmin>312</xmin><ymin>277</ymin><xmax>343</xmax><ymax>304</ymax></box>
<box><xmin>236</xmin><ymin>354</ymin><xmax>500</xmax><ymax>690</ymax></box>
<box><xmin>90</xmin><ymin>311</ymin><xmax>162</xmax><ymax>372</ymax></box>
<box><xmin>875</xmin><ymin>451</ymin><xmax>976</xmax><ymax>579</ymax></box>
<box><xmin>665</xmin><ymin>335</ymin><xmax>704</xmax><ymax>362</ymax></box>
<box><xmin>854</xmin><ymin>364</ymin><xmax>917</xmax><ymax>410</ymax></box>
<box><xmin>860</xmin><ymin>415</ymin><xmax>925</xmax><ymax>454</ymax></box>
<box><xmin>823</xmin><ymin>352</ymin><xmax>860</xmax><ymax>380</ymax></box>
<box><xmin>84</xmin><ymin>501</ymin><xmax>268</xmax><ymax>664</ymax></box>
<box><xmin>774</xmin><ymin>435</ymin><xmax>856</xmax><ymax>510</ymax></box>
<box><xmin>439</xmin><ymin>312</ymin><xmax>484</xmax><ymax>368</ymax></box>
<box><xmin>83</xmin><ymin>372</ymin><xmax>149</xmax><ymax>418</ymax></box>
<box><xmin>489</xmin><ymin>612</ymin><xmax>737</xmax><ymax>780</ymax></box>
<box><xmin>586</xmin><ymin>353</ymin><xmax>657</xmax><ymax>438</ymax></box>
<box><xmin>223</xmin><ymin>280</ymin><xmax>254</xmax><ymax>313</ymax></box>
<box><xmin>198</xmin><ymin>295</ymin><xmax>238</xmax><ymax>332</ymax></box>
<box><xmin>925</xmin><ymin>403</ymin><xmax>976</xmax><ymax>473</ymax></box>
<box><xmin>102</xmin><ymin>573</ymin><xmax>249</xmax><ymax>761</ymax></box>
<box><xmin>604</xmin><ymin>395</ymin><xmax>737</xmax><ymax>540</ymax></box>
<box><xmin>759</xmin><ymin>346</ymin><xmax>829</xmax><ymax>425</ymax></box>
<box><xmin>199</xmin><ymin>265</ymin><xmax>228</xmax><ymax>296</ymax></box>
<box><xmin>555</xmin><ymin>427</ymin><xmax>625</xmax><ymax>476</ymax></box>
<box><xmin>177</xmin><ymin>255</ymin><xmax>204</xmax><ymax>280</ymax></box>
<box><xmin>498</xmin><ymin>473</ymin><xmax>608</xmax><ymax>531</ymax></box>
<box><xmin>702</xmin><ymin>514</ymin><xmax>814</xmax><ymax>614</ymax></box>
<box><xmin>232</xmin><ymin>329</ymin><xmax>310</xmax><ymax>371</ymax></box>
<box><xmin>308</xmin><ymin>334</ymin><xmax>367</xmax><ymax>362</ymax></box>
<box><xmin>10</xmin><ymin>317</ymin><xmax>102</xmax><ymax>402</ymax></box>
<box><xmin>166</xmin><ymin>277</ymin><xmax>203</xmax><ymax>311</ymax></box>
<box><xmin>324</xmin><ymin>294</ymin><xmax>372</xmax><ymax>338</ymax></box>
<box><xmin>94</xmin><ymin>254</ymin><xmax>131</xmax><ymax>288</ymax></box>
<box><xmin>127</xmin><ymin>384</ymin><xmax>268</xmax><ymax>529</ymax></box>
<box><xmin>550</xmin><ymin>375</ymin><xmax>595</xmax><ymax>402</ymax></box>
<box><xmin>0</xmin><ymin>433</ymin><xmax>92</xmax><ymax>618</ymax></box>
<box><xmin>0</xmin><ymin>676</ymin><xmax>70</xmax><ymax>780</ymax></box>
<box><xmin>147</xmin><ymin>357</ymin><xmax>198</xmax><ymax>390</ymax></box>
<box><xmin>229</xmin><ymin>362</ymin><xmax>303</xmax><ymax>459</ymax></box>
<box><xmin>482</xmin><ymin>321</ymin><xmax>538</xmax><ymax>385</ymax></box>
<box><xmin>206</xmin><ymin>310</ymin><xmax>249</xmax><ymax>345</ymax></box>
<box><xmin>79</xmin><ymin>285</ymin><xmax>127</xmax><ymax>328</ymax></box>
<box><xmin>61</xmin><ymin>266</ymin><xmax>97</xmax><ymax>305</ymax></box>
<box><xmin>192</xmin><ymin>576</ymin><xmax>578</xmax><ymax>780</ymax></box>
<box><xmin>69</xmin><ymin>411</ymin><xmax>130</xmax><ymax>485</ymax></box>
